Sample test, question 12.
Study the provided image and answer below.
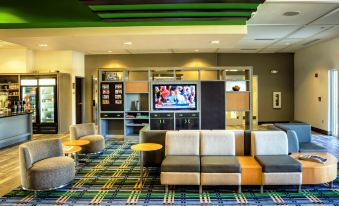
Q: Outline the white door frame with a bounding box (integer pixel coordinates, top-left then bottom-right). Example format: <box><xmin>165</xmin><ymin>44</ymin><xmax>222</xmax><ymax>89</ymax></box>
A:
<box><xmin>329</xmin><ymin>69</ymin><xmax>338</xmax><ymax>137</ymax></box>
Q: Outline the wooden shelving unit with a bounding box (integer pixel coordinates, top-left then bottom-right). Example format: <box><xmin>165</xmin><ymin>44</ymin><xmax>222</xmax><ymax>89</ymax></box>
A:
<box><xmin>224</xmin><ymin>67</ymin><xmax>253</xmax><ymax>130</ymax></box>
<box><xmin>98</xmin><ymin>67</ymin><xmax>253</xmax><ymax>139</ymax></box>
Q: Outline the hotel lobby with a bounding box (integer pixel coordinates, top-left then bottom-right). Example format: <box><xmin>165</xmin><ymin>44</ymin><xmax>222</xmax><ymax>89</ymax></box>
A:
<box><xmin>0</xmin><ymin>0</ymin><xmax>338</xmax><ymax>205</ymax></box>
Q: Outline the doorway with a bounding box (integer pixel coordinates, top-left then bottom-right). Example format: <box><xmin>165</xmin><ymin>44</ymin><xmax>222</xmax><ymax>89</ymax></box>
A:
<box><xmin>75</xmin><ymin>77</ymin><xmax>84</xmax><ymax>124</ymax></box>
<box><xmin>329</xmin><ymin>69</ymin><xmax>338</xmax><ymax>137</ymax></box>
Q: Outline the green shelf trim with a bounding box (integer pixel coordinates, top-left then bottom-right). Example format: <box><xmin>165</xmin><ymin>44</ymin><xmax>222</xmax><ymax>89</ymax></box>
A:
<box><xmin>89</xmin><ymin>3</ymin><xmax>260</xmax><ymax>11</ymax></box>
<box><xmin>98</xmin><ymin>11</ymin><xmax>252</xmax><ymax>19</ymax></box>
<box><xmin>0</xmin><ymin>20</ymin><xmax>246</xmax><ymax>29</ymax></box>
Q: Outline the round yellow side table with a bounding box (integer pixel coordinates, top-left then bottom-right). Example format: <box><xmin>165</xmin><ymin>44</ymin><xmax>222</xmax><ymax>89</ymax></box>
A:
<box><xmin>63</xmin><ymin>140</ymin><xmax>90</xmax><ymax>166</ymax></box>
<box><xmin>63</xmin><ymin>140</ymin><xmax>90</xmax><ymax>146</ymax></box>
<box><xmin>131</xmin><ymin>143</ymin><xmax>163</xmax><ymax>180</ymax></box>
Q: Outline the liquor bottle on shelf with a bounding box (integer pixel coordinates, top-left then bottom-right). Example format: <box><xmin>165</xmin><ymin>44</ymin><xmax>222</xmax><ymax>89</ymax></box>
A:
<box><xmin>18</xmin><ymin>101</ymin><xmax>22</xmax><ymax>113</ymax></box>
<box><xmin>22</xmin><ymin>101</ymin><xmax>26</xmax><ymax>112</ymax></box>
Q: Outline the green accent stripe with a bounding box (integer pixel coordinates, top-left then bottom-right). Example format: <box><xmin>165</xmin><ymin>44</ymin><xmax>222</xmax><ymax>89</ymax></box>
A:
<box><xmin>89</xmin><ymin>3</ymin><xmax>259</xmax><ymax>11</ymax></box>
<box><xmin>98</xmin><ymin>11</ymin><xmax>252</xmax><ymax>19</ymax></box>
<box><xmin>0</xmin><ymin>20</ymin><xmax>246</xmax><ymax>28</ymax></box>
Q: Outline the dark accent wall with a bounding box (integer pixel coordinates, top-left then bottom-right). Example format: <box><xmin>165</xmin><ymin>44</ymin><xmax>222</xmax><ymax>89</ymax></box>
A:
<box><xmin>84</xmin><ymin>53</ymin><xmax>294</xmax><ymax>123</ymax></box>
<box><xmin>201</xmin><ymin>81</ymin><xmax>225</xmax><ymax>129</ymax></box>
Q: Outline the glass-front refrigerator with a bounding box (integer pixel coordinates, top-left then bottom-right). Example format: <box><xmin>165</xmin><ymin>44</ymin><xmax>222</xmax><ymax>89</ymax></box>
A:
<box><xmin>40</xmin><ymin>86</ymin><xmax>55</xmax><ymax>123</ymax></box>
<box><xmin>21</xmin><ymin>79</ymin><xmax>37</xmax><ymax>123</ymax></box>
<box><xmin>21</xmin><ymin>76</ymin><xmax>58</xmax><ymax>134</ymax></box>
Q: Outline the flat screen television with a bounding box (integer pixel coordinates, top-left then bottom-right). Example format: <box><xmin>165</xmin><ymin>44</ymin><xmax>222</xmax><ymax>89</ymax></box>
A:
<box><xmin>153</xmin><ymin>84</ymin><xmax>197</xmax><ymax>110</ymax></box>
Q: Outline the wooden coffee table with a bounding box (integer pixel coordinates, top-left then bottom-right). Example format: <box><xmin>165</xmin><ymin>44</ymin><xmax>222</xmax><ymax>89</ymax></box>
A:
<box><xmin>131</xmin><ymin>143</ymin><xmax>163</xmax><ymax>180</ymax></box>
<box><xmin>290</xmin><ymin>152</ymin><xmax>338</xmax><ymax>186</ymax></box>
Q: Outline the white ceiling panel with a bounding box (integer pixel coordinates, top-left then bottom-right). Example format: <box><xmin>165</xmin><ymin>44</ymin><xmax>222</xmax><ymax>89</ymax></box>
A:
<box><xmin>235</xmin><ymin>39</ymin><xmax>275</xmax><ymax>48</ymax></box>
<box><xmin>244</xmin><ymin>25</ymin><xmax>300</xmax><ymax>39</ymax></box>
<box><xmin>173</xmin><ymin>48</ymin><xmax>217</xmax><ymax>53</ymax></box>
<box><xmin>259</xmin><ymin>48</ymin><xmax>280</xmax><ymax>53</ymax></box>
<box><xmin>288</xmin><ymin>25</ymin><xmax>334</xmax><ymax>38</ymax></box>
<box><xmin>248</xmin><ymin>2</ymin><xmax>338</xmax><ymax>25</ymax></box>
<box><xmin>311</xmin><ymin>7</ymin><xmax>339</xmax><ymax>25</ymax></box>
<box><xmin>218</xmin><ymin>48</ymin><xmax>258</xmax><ymax>53</ymax></box>
<box><xmin>269</xmin><ymin>38</ymin><xmax>304</xmax><ymax>48</ymax></box>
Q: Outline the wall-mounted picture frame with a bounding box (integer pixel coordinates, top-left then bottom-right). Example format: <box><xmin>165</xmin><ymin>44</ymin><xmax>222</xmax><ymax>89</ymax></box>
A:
<box><xmin>273</xmin><ymin>92</ymin><xmax>281</xmax><ymax>109</ymax></box>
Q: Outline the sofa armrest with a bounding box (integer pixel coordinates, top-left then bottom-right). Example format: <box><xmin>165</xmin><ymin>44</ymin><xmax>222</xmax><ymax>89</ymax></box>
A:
<box><xmin>286</xmin><ymin>130</ymin><xmax>299</xmax><ymax>153</ymax></box>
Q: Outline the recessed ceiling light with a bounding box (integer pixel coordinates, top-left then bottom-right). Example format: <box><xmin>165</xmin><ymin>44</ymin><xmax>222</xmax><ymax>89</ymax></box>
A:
<box><xmin>123</xmin><ymin>42</ymin><xmax>133</xmax><ymax>45</ymax></box>
<box><xmin>210</xmin><ymin>40</ymin><xmax>220</xmax><ymax>44</ymax></box>
<box><xmin>39</xmin><ymin>44</ymin><xmax>48</xmax><ymax>47</ymax></box>
<box><xmin>270</xmin><ymin>69</ymin><xmax>279</xmax><ymax>74</ymax></box>
<box><xmin>283</xmin><ymin>11</ymin><xmax>300</xmax><ymax>16</ymax></box>
<box><xmin>108</xmin><ymin>50</ymin><xmax>112</xmax><ymax>53</ymax></box>
<box><xmin>194</xmin><ymin>49</ymin><xmax>199</xmax><ymax>52</ymax></box>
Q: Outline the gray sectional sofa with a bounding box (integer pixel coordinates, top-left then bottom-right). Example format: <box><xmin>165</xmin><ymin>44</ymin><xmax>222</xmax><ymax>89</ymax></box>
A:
<box><xmin>139</xmin><ymin>126</ymin><xmax>332</xmax><ymax>194</ymax></box>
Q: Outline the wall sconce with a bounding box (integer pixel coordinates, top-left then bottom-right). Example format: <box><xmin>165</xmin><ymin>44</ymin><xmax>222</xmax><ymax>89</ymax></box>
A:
<box><xmin>270</xmin><ymin>69</ymin><xmax>279</xmax><ymax>74</ymax></box>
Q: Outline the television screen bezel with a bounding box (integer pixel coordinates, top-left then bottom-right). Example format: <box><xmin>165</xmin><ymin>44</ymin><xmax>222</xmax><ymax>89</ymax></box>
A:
<box><xmin>152</xmin><ymin>83</ymin><xmax>198</xmax><ymax>111</ymax></box>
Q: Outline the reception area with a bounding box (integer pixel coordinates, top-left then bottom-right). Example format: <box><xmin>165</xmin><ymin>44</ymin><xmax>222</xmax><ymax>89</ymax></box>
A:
<box><xmin>0</xmin><ymin>0</ymin><xmax>338</xmax><ymax>205</ymax></box>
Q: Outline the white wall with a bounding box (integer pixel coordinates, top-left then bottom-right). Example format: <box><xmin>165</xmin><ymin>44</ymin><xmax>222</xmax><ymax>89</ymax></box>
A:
<box><xmin>31</xmin><ymin>50</ymin><xmax>85</xmax><ymax>125</ymax></box>
<box><xmin>294</xmin><ymin>37</ymin><xmax>339</xmax><ymax>131</ymax></box>
<box><xmin>0</xmin><ymin>49</ymin><xmax>85</xmax><ymax>129</ymax></box>
<box><xmin>0</xmin><ymin>49</ymin><xmax>31</xmax><ymax>73</ymax></box>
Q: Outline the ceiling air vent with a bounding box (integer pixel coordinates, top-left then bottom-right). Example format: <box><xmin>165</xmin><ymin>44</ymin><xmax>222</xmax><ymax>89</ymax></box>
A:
<box><xmin>240</xmin><ymin>48</ymin><xmax>257</xmax><ymax>51</ymax></box>
<box><xmin>302</xmin><ymin>39</ymin><xmax>321</xmax><ymax>46</ymax></box>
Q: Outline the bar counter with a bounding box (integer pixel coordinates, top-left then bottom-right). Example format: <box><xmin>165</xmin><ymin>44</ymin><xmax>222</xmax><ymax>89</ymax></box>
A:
<box><xmin>0</xmin><ymin>112</ymin><xmax>32</xmax><ymax>148</ymax></box>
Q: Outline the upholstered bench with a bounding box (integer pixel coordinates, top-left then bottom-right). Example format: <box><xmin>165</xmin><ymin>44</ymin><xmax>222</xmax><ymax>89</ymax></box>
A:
<box><xmin>251</xmin><ymin>131</ymin><xmax>302</xmax><ymax>193</ymax></box>
<box><xmin>161</xmin><ymin>131</ymin><xmax>201</xmax><ymax>193</ymax></box>
<box><xmin>200</xmin><ymin>131</ymin><xmax>241</xmax><ymax>193</ymax></box>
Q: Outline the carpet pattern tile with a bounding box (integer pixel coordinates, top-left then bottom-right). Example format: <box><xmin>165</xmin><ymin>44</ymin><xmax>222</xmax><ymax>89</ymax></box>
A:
<box><xmin>0</xmin><ymin>140</ymin><xmax>338</xmax><ymax>206</ymax></box>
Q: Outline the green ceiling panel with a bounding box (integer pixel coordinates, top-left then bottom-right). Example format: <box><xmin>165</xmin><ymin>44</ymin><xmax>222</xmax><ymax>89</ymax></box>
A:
<box><xmin>0</xmin><ymin>20</ymin><xmax>246</xmax><ymax>29</ymax></box>
<box><xmin>98</xmin><ymin>11</ymin><xmax>252</xmax><ymax>19</ymax></box>
<box><xmin>0</xmin><ymin>0</ymin><xmax>262</xmax><ymax>28</ymax></box>
<box><xmin>89</xmin><ymin>3</ymin><xmax>260</xmax><ymax>11</ymax></box>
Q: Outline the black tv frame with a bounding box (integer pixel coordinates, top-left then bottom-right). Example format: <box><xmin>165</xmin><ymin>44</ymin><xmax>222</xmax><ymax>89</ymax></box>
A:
<box><xmin>152</xmin><ymin>83</ymin><xmax>198</xmax><ymax>111</ymax></box>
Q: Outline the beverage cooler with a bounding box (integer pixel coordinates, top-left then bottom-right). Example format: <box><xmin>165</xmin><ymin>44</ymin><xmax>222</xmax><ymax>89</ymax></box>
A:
<box><xmin>21</xmin><ymin>77</ymin><xmax>57</xmax><ymax>134</ymax></box>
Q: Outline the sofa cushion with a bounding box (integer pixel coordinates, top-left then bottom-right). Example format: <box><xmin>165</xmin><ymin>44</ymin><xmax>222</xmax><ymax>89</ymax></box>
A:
<box><xmin>251</xmin><ymin>131</ymin><xmax>288</xmax><ymax>156</ymax></box>
<box><xmin>201</xmin><ymin>156</ymin><xmax>241</xmax><ymax>173</ymax></box>
<box><xmin>27</xmin><ymin>156</ymin><xmax>75</xmax><ymax>190</ymax></box>
<box><xmin>161</xmin><ymin>155</ymin><xmax>200</xmax><ymax>172</ymax></box>
<box><xmin>299</xmin><ymin>142</ymin><xmax>327</xmax><ymax>152</ymax></box>
<box><xmin>255</xmin><ymin>155</ymin><xmax>302</xmax><ymax>173</ymax></box>
<box><xmin>165</xmin><ymin>131</ymin><xmax>200</xmax><ymax>156</ymax></box>
<box><xmin>200</xmin><ymin>131</ymin><xmax>235</xmax><ymax>155</ymax></box>
<box><xmin>274</xmin><ymin>123</ymin><xmax>311</xmax><ymax>143</ymax></box>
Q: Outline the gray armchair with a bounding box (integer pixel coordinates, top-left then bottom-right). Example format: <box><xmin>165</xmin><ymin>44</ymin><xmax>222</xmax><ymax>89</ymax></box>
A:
<box><xmin>69</xmin><ymin>123</ymin><xmax>105</xmax><ymax>154</ymax></box>
<box><xmin>274</xmin><ymin>123</ymin><xmax>326</xmax><ymax>153</ymax></box>
<box><xmin>19</xmin><ymin>139</ymin><xmax>75</xmax><ymax>191</ymax></box>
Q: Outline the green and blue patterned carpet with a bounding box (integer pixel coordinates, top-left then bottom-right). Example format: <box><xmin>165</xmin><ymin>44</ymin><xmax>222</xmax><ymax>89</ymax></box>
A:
<box><xmin>1</xmin><ymin>140</ymin><xmax>338</xmax><ymax>205</ymax></box>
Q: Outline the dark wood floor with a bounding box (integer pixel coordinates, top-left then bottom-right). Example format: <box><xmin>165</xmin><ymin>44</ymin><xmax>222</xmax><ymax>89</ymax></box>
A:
<box><xmin>0</xmin><ymin>132</ymin><xmax>337</xmax><ymax>197</ymax></box>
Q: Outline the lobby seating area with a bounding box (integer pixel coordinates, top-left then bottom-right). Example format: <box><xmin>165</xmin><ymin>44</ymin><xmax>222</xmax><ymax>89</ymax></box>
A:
<box><xmin>0</xmin><ymin>0</ymin><xmax>339</xmax><ymax>205</ymax></box>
